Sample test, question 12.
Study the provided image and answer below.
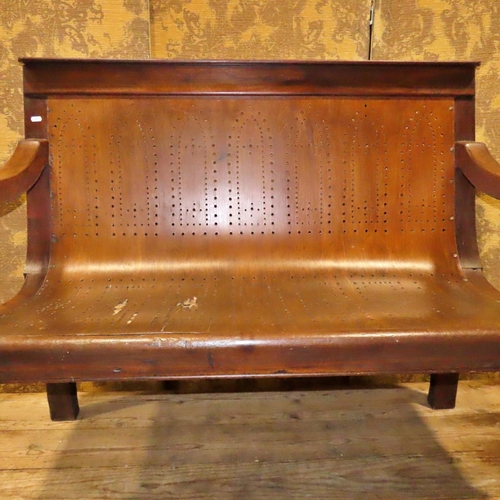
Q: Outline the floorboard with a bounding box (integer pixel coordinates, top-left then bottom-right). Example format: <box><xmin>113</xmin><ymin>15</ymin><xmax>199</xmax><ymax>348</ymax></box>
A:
<box><xmin>1</xmin><ymin>382</ymin><xmax>499</xmax><ymax>499</ymax></box>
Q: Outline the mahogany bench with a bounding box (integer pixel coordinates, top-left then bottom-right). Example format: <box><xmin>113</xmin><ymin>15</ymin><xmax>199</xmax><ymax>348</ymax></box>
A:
<box><xmin>1</xmin><ymin>59</ymin><xmax>500</xmax><ymax>420</ymax></box>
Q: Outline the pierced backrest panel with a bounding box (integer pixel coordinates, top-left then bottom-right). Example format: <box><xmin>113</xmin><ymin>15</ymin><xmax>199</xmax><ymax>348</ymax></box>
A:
<box><xmin>47</xmin><ymin>96</ymin><xmax>457</xmax><ymax>272</ymax></box>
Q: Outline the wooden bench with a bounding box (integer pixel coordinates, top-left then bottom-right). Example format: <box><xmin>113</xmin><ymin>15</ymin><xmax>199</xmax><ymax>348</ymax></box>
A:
<box><xmin>1</xmin><ymin>59</ymin><xmax>500</xmax><ymax>421</ymax></box>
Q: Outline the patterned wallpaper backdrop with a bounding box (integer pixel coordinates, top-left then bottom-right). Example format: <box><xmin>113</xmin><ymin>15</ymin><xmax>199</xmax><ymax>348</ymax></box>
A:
<box><xmin>372</xmin><ymin>0</ymin><xmax>500</xmax><ymax>288</ymax></box>
<box><xmin>150</xmin><ymin>0</ymin><xmax>371</xmax><ymax>59</ymax></box>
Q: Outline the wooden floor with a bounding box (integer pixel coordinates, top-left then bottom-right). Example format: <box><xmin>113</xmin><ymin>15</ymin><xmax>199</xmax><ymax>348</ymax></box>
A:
<box><xmin>1</xmin><ymin>381</ymin><xmax>500</xmax><ymax>499</ymax></box>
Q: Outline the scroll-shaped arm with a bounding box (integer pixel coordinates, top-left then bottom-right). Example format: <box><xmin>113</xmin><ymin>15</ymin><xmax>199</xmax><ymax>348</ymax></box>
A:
<box><xmin>455</xmin><ymin>141</ymin><xmax>500</xmax><ymax>199</ymax></box>
<box><xmin>0</xmin><ymin>139</ymin><xmax>49</xmax><ymax>203</ymax></box>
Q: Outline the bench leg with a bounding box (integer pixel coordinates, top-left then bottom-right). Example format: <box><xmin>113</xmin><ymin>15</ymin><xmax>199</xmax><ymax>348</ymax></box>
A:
<box><xmin>46</xmin><ymin>383</ymin><xmax>80</xmax><ymax>421</ymax></box>
<box><xmin>427</xmin><ymin>373</ymin><xmax>459</xmax><ymax>410</ymax></box>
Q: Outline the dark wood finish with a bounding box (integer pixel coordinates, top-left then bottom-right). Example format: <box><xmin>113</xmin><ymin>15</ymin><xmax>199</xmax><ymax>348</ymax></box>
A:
<box><xmin>46</xmin><ymin>383</ymin><xmax>79</xmax><ymax>421</ymax></box>
<box><xmin>1</xmin><ymin>59</ymin><xmax>499</xmax><ymax>419</ymax></box>
<box><xmin>456</xmin><ymin>141</ymin><xmax>500</xmax><ymax>198</ymax></box>
<box><xmin>453</xmin><ymin>98</ymin><xmax>480</xmax><ymax>270</ymax></box>
<box><xmin>21</xmin><ymin>59</ymin><xmax>477</xmax><ymax>97</ymax></box>
<box><xmin>0</xmin><ymin>100</ymin><xmax>51</xmax><ymax>315</ymax></box>
<box><xmin>2</xmin><ymin>331</ymin><xmax>500</xmax><ymax>383</ymax></box>
<box><xmin>435</xmin><ymin>96</ymin><xmax>479</xmax><ymax>406</ymax></box>
<box><xmin>428</xmin><ymin>373</ymin><xmax>460</xmax><ymax>410</ymax></box>
<box><xmin>0</xmin><ymin>140</ymin><xmax>48</xmax><ymax>203</ymax></box>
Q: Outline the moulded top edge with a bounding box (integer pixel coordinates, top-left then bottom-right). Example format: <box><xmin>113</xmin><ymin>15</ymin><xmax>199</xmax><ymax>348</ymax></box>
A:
<box><xmin>21</xmin><ymin>58</ymin><xmax>477</xmax><ymax>97</ymax></box>
<box><xmin>19</xmin><ymin>57</ymin><xmax>481</xmax><ymax>67</ymax></box>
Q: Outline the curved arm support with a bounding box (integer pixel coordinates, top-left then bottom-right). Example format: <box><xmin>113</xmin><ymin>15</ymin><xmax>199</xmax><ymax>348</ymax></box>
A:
<box><xmin>455</xmin><ymin>141</ymin><xmax>500</xmax><ymax>199</ymax></box>
<box><xmin>0</xmin><ymin>139</ymin><xmax>49</xmax><ymax>203</ymax></box>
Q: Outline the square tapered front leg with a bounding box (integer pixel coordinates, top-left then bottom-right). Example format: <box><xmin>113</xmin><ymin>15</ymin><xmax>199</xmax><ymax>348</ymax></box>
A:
<box><xmin>46</xmin><ymin>383</ymin><xmax>79</xmax><ymax>421</ymax></box>
<box><xmin>428</xmin><ymin>373</ymin><xmax>459</xmax><ymax>410</ymax></box>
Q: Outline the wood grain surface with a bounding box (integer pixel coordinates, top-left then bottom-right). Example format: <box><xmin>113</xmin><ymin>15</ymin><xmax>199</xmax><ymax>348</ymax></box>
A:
<box><xmin>0</xmin><ymin>382</ymin><xmax>499</xmax><ymax>499</ymax></box>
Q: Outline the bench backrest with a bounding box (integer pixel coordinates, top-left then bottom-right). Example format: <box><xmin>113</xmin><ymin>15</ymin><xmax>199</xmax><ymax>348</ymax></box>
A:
<box><xmin>22</xmin><ymin>60</ymin><xmax>478</xmax><ymax>275</ymax></box>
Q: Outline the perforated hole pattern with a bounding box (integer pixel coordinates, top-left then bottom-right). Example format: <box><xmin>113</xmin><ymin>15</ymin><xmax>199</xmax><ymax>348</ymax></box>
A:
<box><xmin>48</xmin><ymin>97</ymin><xmax>456</xmax><ymax>265</ymax></box>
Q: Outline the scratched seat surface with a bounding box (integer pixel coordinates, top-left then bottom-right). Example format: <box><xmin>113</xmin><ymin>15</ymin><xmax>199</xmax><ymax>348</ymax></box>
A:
<box><xmin>2</xmin><ymin>268</ymin><xmax>500</xmax><ymax>337</ymax></box>
<box><xmin>1</xmin><ymin>93</ymin><xmax>500</xmax><ymax>339</ymax></box>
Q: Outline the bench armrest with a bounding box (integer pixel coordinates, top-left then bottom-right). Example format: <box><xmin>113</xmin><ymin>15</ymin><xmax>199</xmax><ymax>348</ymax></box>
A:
<box><xmin>455</xmin><ymin>141</ymin><xmax>500</xmax><ymax>199</ymax></box>
<box><xmin>0</xmin><ymin>139</ymin><xmax>49</xmax><ymax>203</ymax></box>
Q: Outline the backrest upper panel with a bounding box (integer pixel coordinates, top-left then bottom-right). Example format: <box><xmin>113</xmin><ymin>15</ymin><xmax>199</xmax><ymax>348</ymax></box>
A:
<box><xmin>47</xmin><ymin>95</ymin><xmax>457</xmax><ymax>271</ymax></box>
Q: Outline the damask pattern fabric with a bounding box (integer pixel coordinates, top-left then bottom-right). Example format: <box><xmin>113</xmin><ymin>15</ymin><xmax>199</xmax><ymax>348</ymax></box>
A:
<box><xmin>150</xmin><ymin>0</ymin><xmax>371</xmax><ymax>60</ymax></box>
